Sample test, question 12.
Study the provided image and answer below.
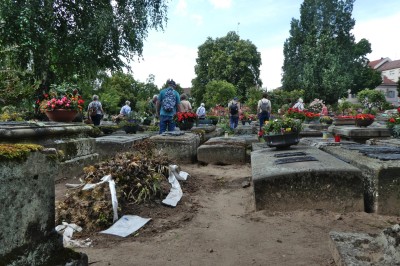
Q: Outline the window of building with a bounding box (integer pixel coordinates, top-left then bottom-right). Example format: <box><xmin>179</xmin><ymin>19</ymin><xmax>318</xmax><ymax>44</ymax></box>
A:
<box><xmin>386</xmin><ymin>90</ymin><xmax>395</xmax><ymax>98</ymax></box>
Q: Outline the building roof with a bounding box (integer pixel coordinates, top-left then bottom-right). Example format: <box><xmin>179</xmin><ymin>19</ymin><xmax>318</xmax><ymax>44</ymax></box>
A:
<box><xmin>377</xmin><ymin>59</ymin><xmax>400</xmax><ymax>71</ymax></box>
<box><xmin>368</xmin><ymin>57</ymin><xmax>391</xmax><ymax>69</ymax></box>
<box><xmin>382</xmin><ymin>75</ymin><xmax>397</xmax><ymax>85</ymax></box>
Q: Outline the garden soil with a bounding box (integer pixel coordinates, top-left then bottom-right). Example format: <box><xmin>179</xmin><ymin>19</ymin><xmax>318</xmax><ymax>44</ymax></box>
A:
<box><xmin>55</xmin><ymin>163</ymin><xmax>399</xmax><ymax>266</ymax></box>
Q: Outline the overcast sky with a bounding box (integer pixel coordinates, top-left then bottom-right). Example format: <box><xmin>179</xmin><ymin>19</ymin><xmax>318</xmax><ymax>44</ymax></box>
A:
<box><xmin>130</xmin><ymin>0</ymin><xmax>400</xmax><ymax>90</ymax></box>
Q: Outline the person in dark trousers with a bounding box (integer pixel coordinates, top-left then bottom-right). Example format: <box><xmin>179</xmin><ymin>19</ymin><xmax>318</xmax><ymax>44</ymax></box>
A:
<box><xmin>257</xmin><ymin>92</ymin><xmax>272</xmax><ymax>130</ymax></box>
<box><xmin>228</xmin><ymin>97</ymin><xmax>241</xmax><ymax>129</ymax></box>
<box><xmin>156</xmin><ymin>79</ymin><xmax>182</xmax><ymax>134</ymax></box>
<box><xmin>87</xmin><ymin>95</ymin><xmax>104</xmax><ymax>126</ymax></box>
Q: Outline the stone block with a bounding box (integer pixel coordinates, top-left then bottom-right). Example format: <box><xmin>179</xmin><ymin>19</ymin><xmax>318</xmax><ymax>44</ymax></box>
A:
<box><xmin>150</xmin><ymin>133</ymin><xmax>200</xmax><ymax>163</ymax></box>
<box><xmin>329</xmin><ymin>224</ymin><xmax>400</xmax><ymax>265</ymax></box>
<box><xmin>251</xmin><ymin>146</ymin><xmax>363</xmax><ymax>212</ymax></box>
<box><xmin>197</xmin><ymin>137</ymin><xmax>247</xmax><ymax>165</ymax></box>
<box><xmin>95</xmin><ymin>133</ymin><xmax>151</xmax><ymax>160</ymax></box>
<box><xmin>328</xmin><ymin>125</ymin><xmax>391</xmax><ymax>143</ymax></box>
<box><xmin>0</xmin><ymin>149</ymin><xmax>86</xmax><ymax>265</ymax></box>
<box><xmin>320</xmin><ymin>145</ymin><xmax>400</xmax><ymax>215</ymax></box>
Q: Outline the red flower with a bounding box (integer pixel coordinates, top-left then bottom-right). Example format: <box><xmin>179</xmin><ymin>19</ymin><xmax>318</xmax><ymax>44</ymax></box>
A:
<box><xmin>355</xmin><ymin>114</ymin><xmax>375</xmax><ymax>120</ymax></box>
<box><xmin>389</xmin><ymin>118</ymin><xmax>396</xmax><ymax>123</ymax></box>
<box><xmin>173</xmin><ymin>112</ymin><xmax>198</xmax><ymax>123</ymax></box>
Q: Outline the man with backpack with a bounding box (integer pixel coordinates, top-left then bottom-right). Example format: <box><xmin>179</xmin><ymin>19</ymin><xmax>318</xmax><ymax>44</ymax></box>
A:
<box><xmin>257</xmin><ymin>92</ymin><xmax>272</xmax><ymax>130</ymax></box>
<box><xmin>156</xmin><ymin>79</ymin><xmax>182</xmax><ymax>134</ymax></box>
<box><xmin>228</xmin><ymin>97</ymin><xmax>241</xmax><ymax>129</ymax></box>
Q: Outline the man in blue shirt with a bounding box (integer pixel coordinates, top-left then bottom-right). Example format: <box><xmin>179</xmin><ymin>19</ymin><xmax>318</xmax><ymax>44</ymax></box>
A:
<box><xmin>156</xmin><ymin>79</ymin><xmax>182</xmax><ymax>134</ymax></box>
<box><xmin>120</xmin><ymin>101</ymin><xmax>131</xmax><ymax>116</ymax></box>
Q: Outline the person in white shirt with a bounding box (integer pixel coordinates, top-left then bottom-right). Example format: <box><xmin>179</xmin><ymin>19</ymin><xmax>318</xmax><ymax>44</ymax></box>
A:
<box><xmin>293</xmin><ymin>98</ymin><xmax>305</xmax><ymax>111</ymax></box>
<box><xmin>196</xmin><ymin>103</ymin><xmax>206</xmax><ymax>119</ymax></box>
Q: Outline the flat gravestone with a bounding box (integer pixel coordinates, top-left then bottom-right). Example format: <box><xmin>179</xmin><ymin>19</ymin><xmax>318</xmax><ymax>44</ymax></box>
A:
<box><xmin>329</xmin><ymin>224</ymin><xmax>400</xmax><ymax>266</ymax></box>
<box><xmin>150</xmin><ymin>132</ymin><xmax>200</xmax><ymax>163</ymax></box>
<box><xmin>320</xmin><ymin>144</ymin><xmax>400</xmax><ymax>215</ymax></box>
<box><xmin>197</xmin><ymin>137</ymin><xmax>247</xmax><ymax>165</ymax></box>
<box><xmin>251</xmin><ymin>146</ymin><xmax>363</xmax><ymax>212</ymax></box>
<box><xmin>328</xmin><ymin>125</ymin><xmax>390</xmax><ymax>142</ymax></box>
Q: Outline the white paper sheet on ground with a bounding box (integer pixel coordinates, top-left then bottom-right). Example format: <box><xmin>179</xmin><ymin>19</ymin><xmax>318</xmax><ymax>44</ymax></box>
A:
<box><xmin>162</xmin><ymin>165</ymin><xmax>190</xmax><ymax>207</ymax></box>
<box><xmin>81</xmin><ymin>174</ymin><xmax>119</xmax><ymax>222</ymax></box>
<box><xmin>55</xmin><ymin>222</ymin><xmax>92</xmax><ymax>248</ymax></box>
<box><xmin>100</xmin><ymin>215</ymin><xmax>151</xmax><ymax>237</ymax></box>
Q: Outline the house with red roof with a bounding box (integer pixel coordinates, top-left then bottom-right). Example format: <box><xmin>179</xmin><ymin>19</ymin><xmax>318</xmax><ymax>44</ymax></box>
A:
<box><xmin>368</xmin><ymin>57</ymin><xmax>400</xmax><ymax>107</ymax></box>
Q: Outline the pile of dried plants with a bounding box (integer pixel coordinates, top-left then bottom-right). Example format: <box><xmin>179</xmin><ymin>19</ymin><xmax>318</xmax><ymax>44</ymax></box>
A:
<box><xmin>56</xmin><ymin>140</ymin><xmax>171</xmax><ymax>232</ymax></box>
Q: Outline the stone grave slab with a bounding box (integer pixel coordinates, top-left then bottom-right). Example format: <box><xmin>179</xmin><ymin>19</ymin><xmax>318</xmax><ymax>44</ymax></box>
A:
<box><xmin>150</xmin><ymin>132</ymin><xmax>200</xmax><ymax>163</ymax></box>
<box><xmin>320</xmin><ymin>144</ymin><xmax>400</xmax><ymax>215</ymax></box>
<box><xmin>251</xmin><ymin>146</ymin><xmax>363</xmax><ymax>212</ymax></box>
<box><xmin>234</xmin><ymin>123</ymin><xmax>258</xmax><ymax>135</ymax></box>
<box><xmin>329</xmin><ymin>224</ymin><xmax>400</xmax><ymax>266</ymax></box>
<box><xmin>328</xmin><ymin>125</ymin><xmax>391</xmax><ymax>142</ymax></box>
<box><xmin>96</xmin><ymin>133</ymin><xmax>150</xmax><ymax>160</ymax></box>
<box><xmin>197</xmin><ymin>137</ymin><xmax>247</xmax><ymax>165</ymax></box>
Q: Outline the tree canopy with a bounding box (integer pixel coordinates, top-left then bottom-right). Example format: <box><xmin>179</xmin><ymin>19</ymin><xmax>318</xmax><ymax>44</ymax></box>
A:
<box><xmin>281</xmin><ymin>0</ymin><xmax>381</xmax><ymax>105</ymax></box>
<box><xmin>191</xmin><ymin>31</ymin><xmax>262</xmax><ymax>106</ymax></box>
<box><xmin>203</xmin><ymin>80</ymin><xmax>236</xmax><ymax>109</ymax></box>
<box><xmin>0</xmin><ymin>0</ymin><xmax>168</xmax><ymax>86</ymax></box>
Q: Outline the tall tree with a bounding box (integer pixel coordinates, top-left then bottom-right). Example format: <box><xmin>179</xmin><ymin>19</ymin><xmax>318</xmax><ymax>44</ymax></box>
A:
<box><xmin>191</xmin><ymin>31</ymin><xmax>262</xmax><ymax>106</ymax></box>
<box><xmin>0</xmin><ymin>0</ymin><xmax>168</xmax><ymax>85</ymax></box>
<box><xmin>281</xmin><ymin>0</ymin><xmax>380</xmax><ymax>104</ymax></box>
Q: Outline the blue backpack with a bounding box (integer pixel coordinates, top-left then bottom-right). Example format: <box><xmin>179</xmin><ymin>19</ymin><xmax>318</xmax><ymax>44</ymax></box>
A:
<box><xmin>162</xmin><ymin>88</ymin><xmax>176</xmax><ymax>112</ymax></box>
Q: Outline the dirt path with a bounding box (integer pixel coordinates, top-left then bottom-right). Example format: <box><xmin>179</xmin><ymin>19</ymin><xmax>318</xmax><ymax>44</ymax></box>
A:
<box><xmin>56</xmin><ymin>163</ymin><xmax>399</xmax><ymax>266</ymax></box>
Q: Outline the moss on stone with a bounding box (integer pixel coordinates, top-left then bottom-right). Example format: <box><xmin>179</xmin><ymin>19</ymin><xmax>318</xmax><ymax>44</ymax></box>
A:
<box><xmin>0</xmin><ymin>144</ymin><xmax>43</xmax><ymax>162</ymax></box>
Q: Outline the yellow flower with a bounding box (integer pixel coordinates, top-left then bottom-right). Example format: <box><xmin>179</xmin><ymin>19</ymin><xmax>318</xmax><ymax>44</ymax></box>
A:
<box><xmin>286</xmin><ymin>128</ymin><xmax>292</xmax><ymax>132</ymax></box>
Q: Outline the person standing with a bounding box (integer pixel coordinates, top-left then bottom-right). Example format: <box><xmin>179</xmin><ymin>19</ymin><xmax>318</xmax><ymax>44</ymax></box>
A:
<box><xmin>156</xmin><ymin>79</ymin><xmax>182</xmax><ymax>134</ymax></box>
<box><xmin>228</xmin><ymin>97</ymin><xmax>241</xmax><ymax>129</ymax></box>
<box><xmin>180</xmin><ymin>94</ymin><xmax>192</xmax><ymax>112</ymax></box>
<box><xmin>321</xmin><ymin>104</ymin><xmax>328</xmax><ymax>116</ymax></box>
<box><xmin>87</xmin><ymin>95</ymin><xmax>104</xmax><ymax>126</ymax></box>
<box><xmin>196</xmin><ymin>103</ymin><xmax>206</xmax><ymax>119</ymax></box>
<box><xmin>257</xmin><ymin>92</ymin><xmax>272</xmax><ymax>130</ymax></box>
<box><xmin>293</xmin><ymin>98</ymin><xmax>305</xmax><ymax>111</ymax></box>
<box><xmin>120</xmin><ymin>100</ymin><xmax>131</xmax><ymax>116</ymax></box>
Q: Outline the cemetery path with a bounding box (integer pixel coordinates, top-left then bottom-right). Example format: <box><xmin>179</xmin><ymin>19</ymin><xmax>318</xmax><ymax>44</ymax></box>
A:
<box><xmin>56</xmin><ymin>163</ymin><xmax>399</xmax><ymax>266</ymax></box>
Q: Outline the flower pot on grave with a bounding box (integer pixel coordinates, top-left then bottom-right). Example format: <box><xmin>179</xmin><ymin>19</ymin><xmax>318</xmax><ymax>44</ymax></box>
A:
<box><xmin>355</xmin><ymin>118</ymin><xmax>374</xmax><ymax>127</ymax></box>
<box><xmin>263</xmin><ymin>132</ymin><xmax>300</xmax><ymax>149</ymax></box>
<box><xmin>123</xmin><ymin>124</ymin><xmax>138</xmax><ymax>134</ymax></box>
<box><xmin>45</xmin><ymin>110</ymin><xmax>78</xmax><ymax>122</ymax></box>
<box><xmin>178</xmin><ymin>121</ymin><xmax>194</xmax><ymax>130</ymax></box>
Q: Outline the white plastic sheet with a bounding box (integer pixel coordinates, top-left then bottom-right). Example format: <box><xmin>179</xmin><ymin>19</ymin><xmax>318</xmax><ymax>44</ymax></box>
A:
<box><xmin>100</xmin><ymin>215</ymin><xmax>151</xmax><ymax>237</ymax></box>
<box><xmin>55</xmin><ymin>222</ymin><xmax>92</xmax><ymax>248</ymax></box>
<box><xmin>162</xmin><ymin>165</ymin><xmax>190</xmax><ymax>207</ymax></box>
<box><xmin>82</xmin><ymin>174</ymin><xmax>119</xmax><ymax>222</ymax></box>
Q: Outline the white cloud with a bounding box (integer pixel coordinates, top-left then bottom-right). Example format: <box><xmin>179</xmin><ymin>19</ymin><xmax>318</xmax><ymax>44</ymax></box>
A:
<box><xmin>131</xmin><ymin>42</ymin><xmax>197</xmax><ymax>88</ymax></box>
<box><xmin>175</xmin><ymin>0</ymin><xmax>188</xmax><ymax>16</ymax></box>
<box><xmin>191</xmin><ymin>14</ymin><xmax>204</xmax><ymax>26</ymax></box>
<box><xmin>260</xmin><ymin>46</ymin><xmax>284</xmax><ymax>91</ymax></box>
<box><xmin>353</xmin><ymin>12</ymin><xmax>400</xmax><ymax>60</ymax></box>
<box><xmin>208</xmin><ymin>0</ymin><xmax>232</xmax><ymax>9</ymax></box>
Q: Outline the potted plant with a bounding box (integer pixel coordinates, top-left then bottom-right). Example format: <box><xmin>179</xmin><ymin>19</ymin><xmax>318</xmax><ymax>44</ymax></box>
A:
<box><xmin>304</xmin><ymin>111</ymin><xmax>320</xmax><ymax>124</ymax></box>
<box><xmin>286</xmin><ymin>108</ymin><xmax>306</xmax><ymax>121</ymax></box>
<box><xmin>207</xmin><ymin>115</ymin><xmax>219</xmax><ymax>125</ymax></box>
<box><xmin>355</xmin><ymin>113</ymin><xmax>375</xmax><ymax>127</ymax></box>
<box><xmin>239</xmin><ymin>113</ymin><xmax>248</xmax><ymax>125</ymax></box>
<box><xmin>262</xmin><ymin>117</ymin><xmax>303</xmax><ymax>149</ymax></box>
<box><xmin>173</xmin><ymin>111</ymin><xmax>198</xmax><ymax>130</ymax></box>
<box><xmin>119</xmin><ymin>112</ymin><xmax>139</xmax><ymax>134</ymax></box>
<box><xmin>38</xmin><ymin>82</ymin><xmax>85</xmax><ymax>122</ymax></box>
<box><xmin>320</xmin><ymin>116</ymin><xmax>333</xmax><ymax>125</ymax></box>
<box><xmin>387</xmin><ymin>109</ymin><xmax>400</xmax><ymax>138</ymax></box>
